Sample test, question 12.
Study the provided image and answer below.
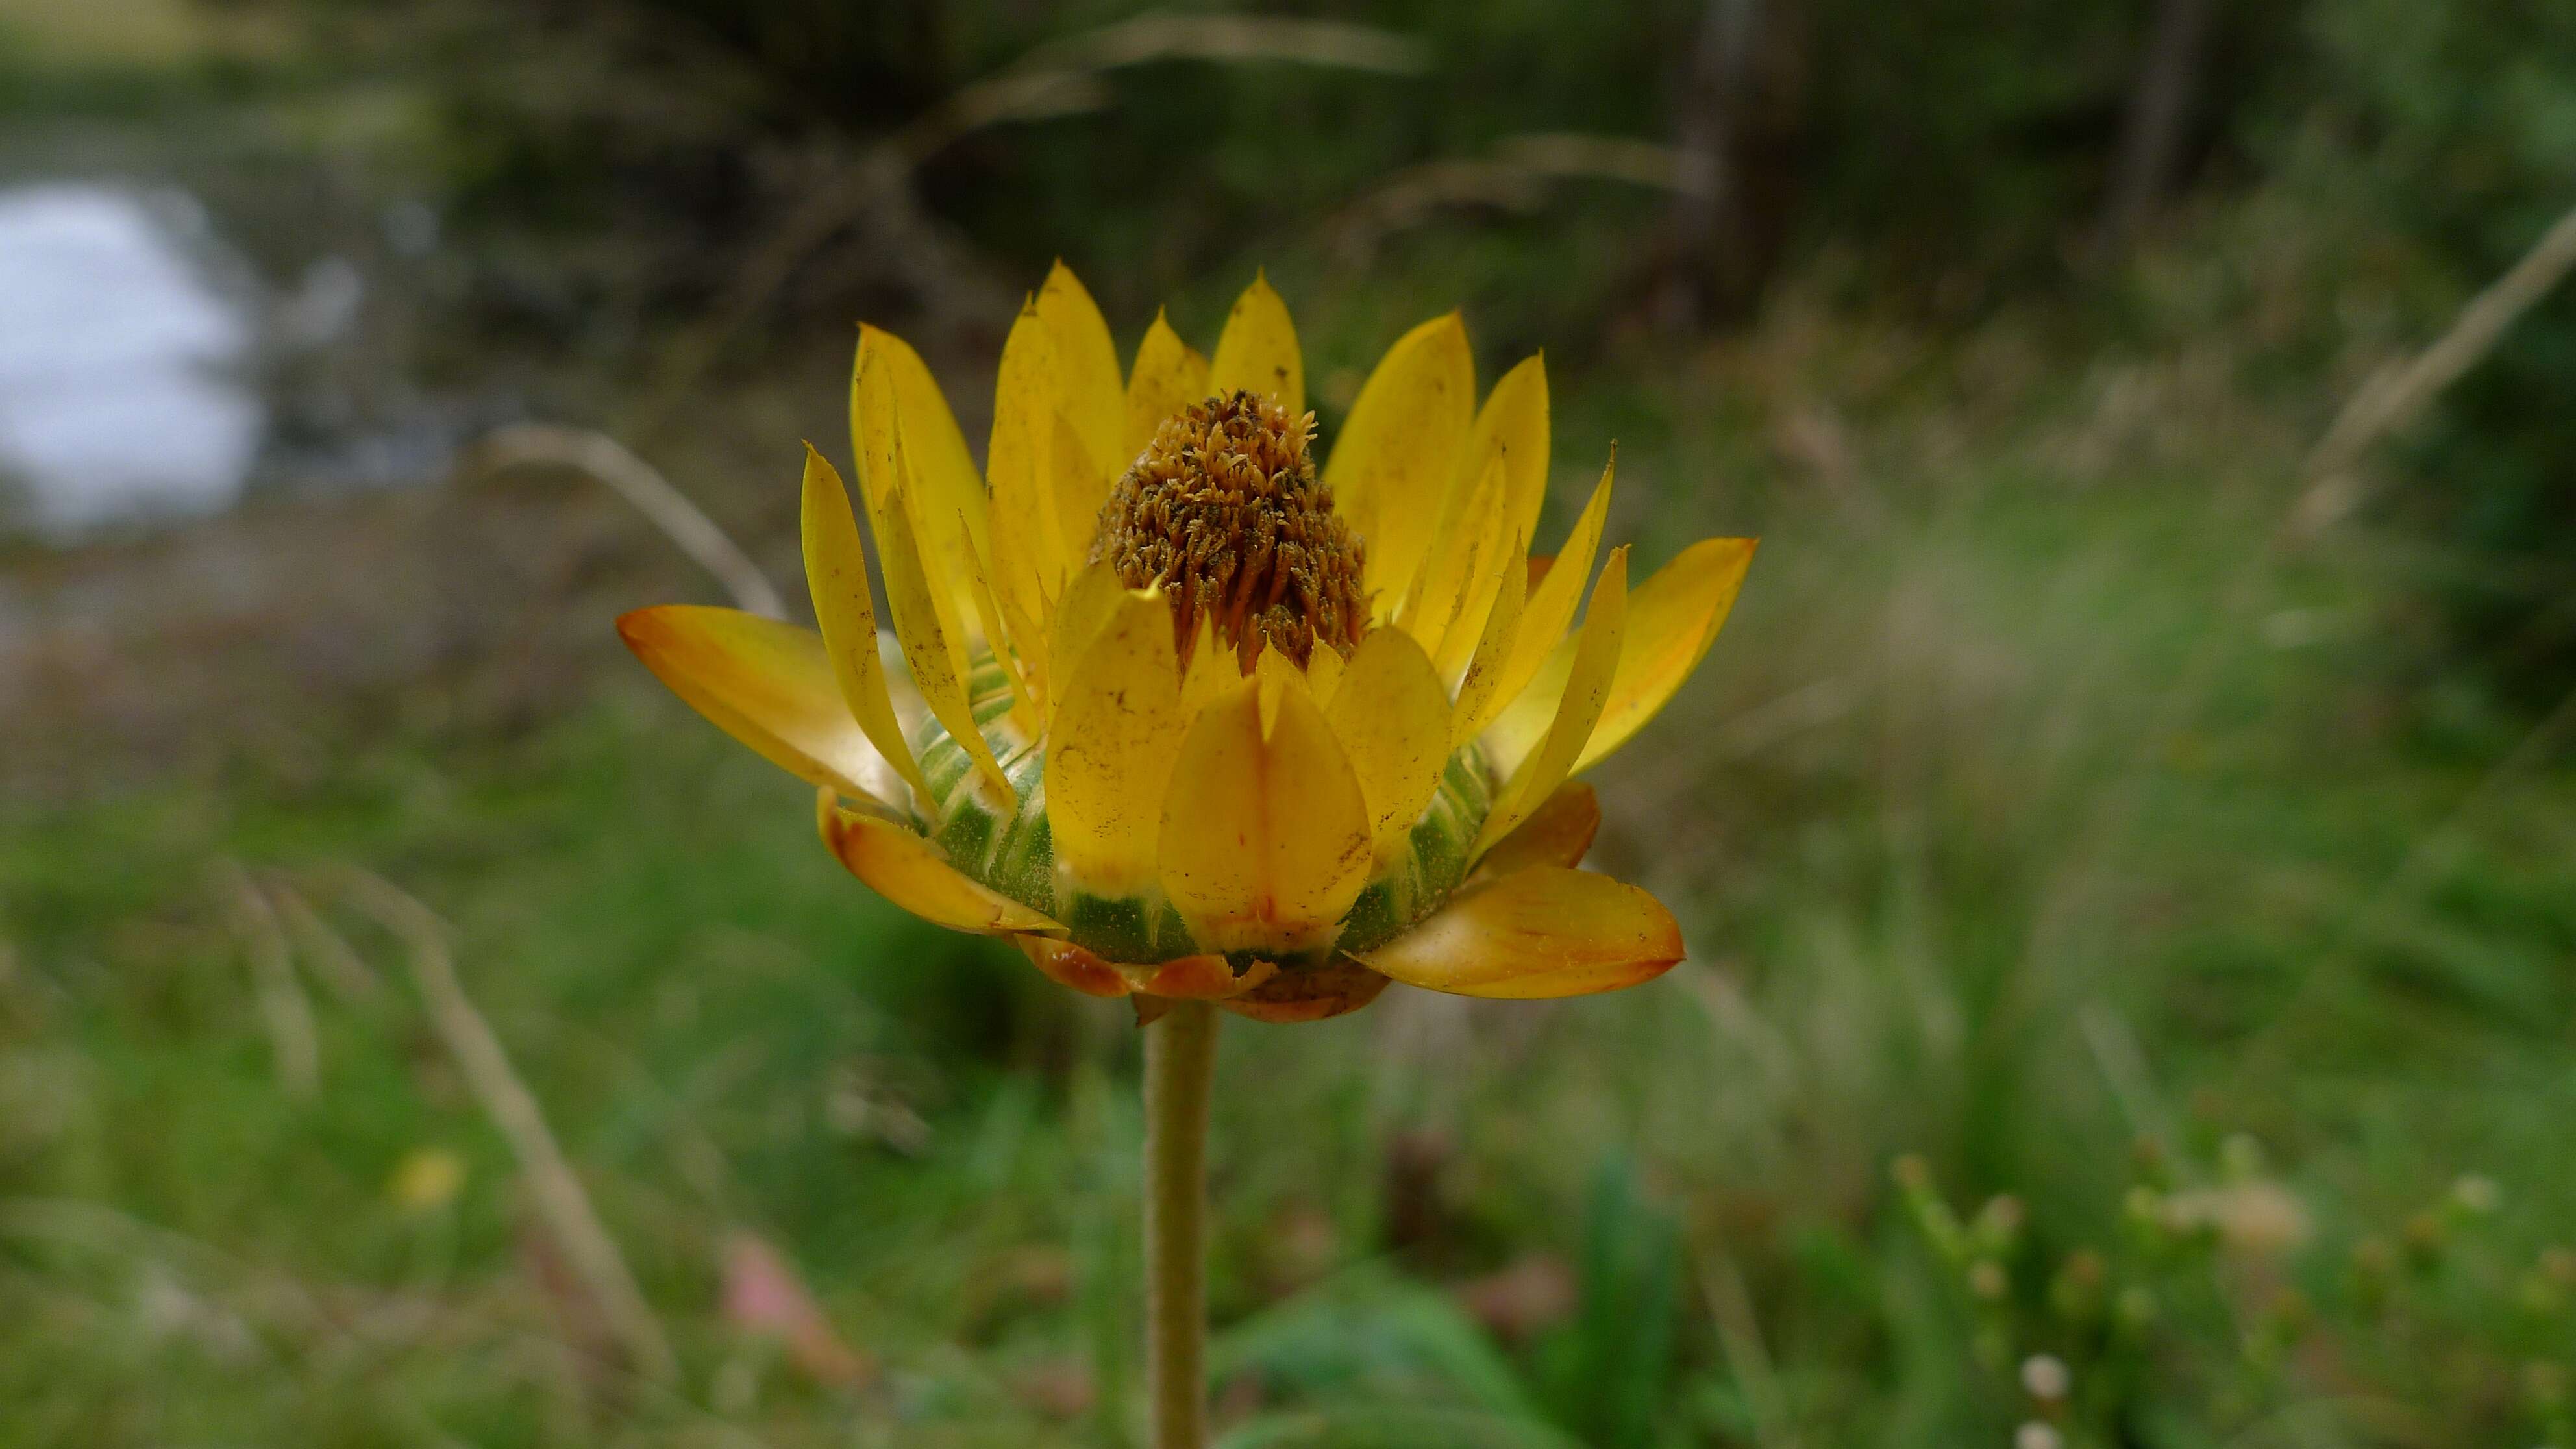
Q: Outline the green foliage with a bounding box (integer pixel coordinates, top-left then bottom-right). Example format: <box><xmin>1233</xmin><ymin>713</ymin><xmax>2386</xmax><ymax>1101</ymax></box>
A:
<box><xmin>12</xmin><ymin>308</ymin><xmax>2576</xmax><ymax>1439</ymax></box>
<box><xmin>1535</xmin><ymin>1160</ymin><xmax>1686</xmax><ymax>1449</ymax></box>
<box><xmin>1216</xmin><ymin>1268</ymin><xmax>1550</xmax><ymax>1425</ymax></box>
<box><xmin>2257</xmin><ymin>0</ymin><xmax>2576</xmax><ymax>693</ymax></box>
<box><xmin>10</xmin><ymin>0</ymin><xmax>2576</xmax><ymax>1442</ymax></box>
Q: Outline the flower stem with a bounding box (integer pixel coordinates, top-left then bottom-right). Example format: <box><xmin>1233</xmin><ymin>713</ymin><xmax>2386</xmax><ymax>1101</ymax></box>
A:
<box><xmin>1143</xmin><ymin>998</ymin><xmax>1220</xmax><ymax>1449</ymax></box>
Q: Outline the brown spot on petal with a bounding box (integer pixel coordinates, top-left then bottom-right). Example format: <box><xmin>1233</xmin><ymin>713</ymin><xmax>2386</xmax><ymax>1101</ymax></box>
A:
<box><xmin>1219</xmin><ymin>955</ymin><xmax>1393</xmax><ymax>1024</ymax></box>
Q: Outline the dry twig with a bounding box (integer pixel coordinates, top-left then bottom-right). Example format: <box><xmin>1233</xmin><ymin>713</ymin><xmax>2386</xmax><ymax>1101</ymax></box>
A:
<box><xmin>1697</xmin><ymin>1246</ymin><xmax>1800</xmax><ymax>1449</ymax></box>
<box><xmin>328</xmin><ymin>869</ymin><xmax>680</xmax><ymax>1387</ymax></box>
<box><xmin>465</xmin><ymin>422</ymin><xmax>787</xmax><ymax>621</ymax></box>
<box><xmin>218</xmin><ymin>863</ymin><xmax>319</xmax><ymax>1100</ymax></box>
<box><xmin>2292</xmin><ymin>199</ymin><xmax>2576</xmax><ymax>537</ymax></box>
<box><xmin>898</xmin><ymin>13</ymin><xmax>1426</xmax><ymax>163</ymax></box>
<box><xmin>271</xmin><ymin>884</ymin><xmax>386</xmax><ymax>1006</ymax></box>
<box><xmin>1328</xmin><ymin>132</ymin><xmax>1703</xmax><ymax>264</ymax></box>
<box><xmin>636</xmin><ymin>13</ymin><xmax>1426</xmax><ymax>435</ymax></box>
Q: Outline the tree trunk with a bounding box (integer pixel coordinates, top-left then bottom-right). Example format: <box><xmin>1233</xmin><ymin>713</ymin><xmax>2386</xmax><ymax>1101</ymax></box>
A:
<box><xmin>1654</xmin><ymin>0</ymin><xmax>1807</xmax><ymax>331</ymax></box>
<box><xmin>1654</xmin><ymin>0</ymin><xmax>1763</xmax><ymax>330</ymax></box>
<box><xmin>2098</xmin><ymin>0</ymin><xmax>2215</xmax><ymax>258</ymax></box>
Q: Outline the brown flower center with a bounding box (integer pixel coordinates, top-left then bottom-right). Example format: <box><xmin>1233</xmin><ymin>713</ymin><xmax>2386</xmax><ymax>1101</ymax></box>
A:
<box><xmin>1090</xmin><ymin>390</ymin><xmax>1368</xmax><ymax>673</ymax></box>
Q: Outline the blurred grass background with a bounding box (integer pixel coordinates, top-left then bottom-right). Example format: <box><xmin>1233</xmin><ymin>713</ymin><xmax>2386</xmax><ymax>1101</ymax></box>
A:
<box><xmin>5</xmin><ymin>1</ymin><xmax>2576</xmax><ymax>1444</ymax></box>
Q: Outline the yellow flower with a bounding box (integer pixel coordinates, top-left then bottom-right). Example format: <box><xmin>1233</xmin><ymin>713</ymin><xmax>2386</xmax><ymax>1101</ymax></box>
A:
<box><xmin>388</xmin><ymin>1146</ymin><xmax>466</xmax><ymax>1213</ymax></box>
<box><xmin>619</xmin><ymin>267</ymin><xmax>1753</xmax><ymax>1022</ymax></box>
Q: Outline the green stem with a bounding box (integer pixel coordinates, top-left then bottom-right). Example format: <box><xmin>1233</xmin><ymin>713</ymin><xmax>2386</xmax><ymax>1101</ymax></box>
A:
<box><xmin>1143</xmin><ymin>999</ymin><xmax>1220</xmax><ymax>1449</ymax></box>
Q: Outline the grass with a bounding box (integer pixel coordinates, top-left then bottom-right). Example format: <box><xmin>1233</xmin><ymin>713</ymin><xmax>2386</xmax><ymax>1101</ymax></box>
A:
<box><xmin>6</xmin><ymin>263</ymin><xmax>2576</xmax><ymax>1449</ymax></box>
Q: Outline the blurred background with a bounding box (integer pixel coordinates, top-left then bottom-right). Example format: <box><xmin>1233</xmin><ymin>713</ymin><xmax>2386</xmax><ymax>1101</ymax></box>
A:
<box><xmin>5</xmin><ymin>0</ymin><xmax>2575</xmax><ymax>1444</ymax></box>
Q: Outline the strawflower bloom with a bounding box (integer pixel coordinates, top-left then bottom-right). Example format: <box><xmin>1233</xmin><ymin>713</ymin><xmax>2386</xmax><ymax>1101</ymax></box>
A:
<box><xmin>618</xmin><ymin>266</ymin><xmax>1753</xmax><ymax>1447</ymax></box>
<box><xmin>619</xmin><ymin>267</ymin><xmax>1753</xmax><ymax>1019</ymax></box>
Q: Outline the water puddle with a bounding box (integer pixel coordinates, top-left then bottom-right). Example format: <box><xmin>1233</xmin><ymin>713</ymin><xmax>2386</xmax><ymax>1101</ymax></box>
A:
<box><xmin>0</xmin><ymin>182</ymin><xmax>267</xmax><ymax>537</ymax></box>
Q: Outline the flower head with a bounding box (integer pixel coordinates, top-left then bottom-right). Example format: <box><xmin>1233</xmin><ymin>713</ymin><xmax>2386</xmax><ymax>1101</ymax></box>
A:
<box><xmin>619</xmin><ymin>267</ymin><xmax>1754</xmax><ymax>1022</ymax></box>
<box><xmin>1095</xmin><ymin>390</ymin><xmax>1367</xmax><ymax>673</ymax></box>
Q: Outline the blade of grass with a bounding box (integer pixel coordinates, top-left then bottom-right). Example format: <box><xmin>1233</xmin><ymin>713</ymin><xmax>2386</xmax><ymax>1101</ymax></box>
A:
<box><xmin>217</xmin><ymin>862</ymin><xmax>317</xmax><ymax>1100</ymax></box>
<box><xmin>327</xmin><ymin>867</ymin><xmax>679</xmax><ymax>1387</ymax></box>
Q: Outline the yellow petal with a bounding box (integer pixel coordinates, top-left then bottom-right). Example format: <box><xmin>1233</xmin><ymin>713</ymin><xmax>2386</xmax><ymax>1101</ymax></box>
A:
<box><xmin>1468</xmin><ymin>781</ymin><xmax>1599</xmax><ymax>881</ymax></box>
<box><xmin>1574</xmin><ymin>537</ymin><xmax>1757</xmax><ymax>773</ymax></box>
<box><xmin>1323</xmin><ymin>312</ymin><xmax>1474</xmax><ymax>608</ymax></box>
<box><xmin>1253</xmin><ymin>640</ymin><xmax>1303</xmax><ymax>733</ymax></box>
<box><xmin>1304</xmin><ymin>636</ymin><xmax>1348</xmax><ymax>707</ymax></box>
<box><xmin>617</xmin><ymin>606</ymin><xmax>900</xmax><ymax>806</ymax></box>
<box><xmin>854</xmin><ymin>324</ymin><xmax>991</xmax><ymax>585</ymax></box>
<box><xmin>987</xmin><ymin>300</ymin><xmax>1074</xmax><ymax>620</ymax></box>
<box><xmin>1045</xmin><ymin>587</ymin><xmax>1189</xmax><ymax>900</ymax></box>
<box><xmin>798</xmin><ymin>445</ymin><xmax>930</xmax><ymax>801</ymax></box>
<box><xmin>984</xmin><ymin>500</ymin><xmax>1056</xmax><ymax>711</ymax></box>
<box><xmin>1035</xmin><ymin>262</ymin><xmax>1126</xmax><ymax>483</ymax></box>
<box><xmin>1045</xmin><ymin>558</ymin><xmax>1129</xmax><ymax>726</ymax></box>
<box><xmin>818</xmin><ymin>793</ymin><xmax>1063</xmax><ymax>935</ymax></box>
<box><xmin>1125</xmin><ymin>308</ymin><xmax>1211</xmax><ymax>457</ymax></box>
<box><xmin>1486</xmin><ymin>457</ymin><xmax>1614</xmax><ymax>727</ymax></box>
<box><xmin>1478</xmin><ymin>638</ymin><xmax>1563</xmax><ymax>783</ymax></box>
<box><xmin>1048</xmin><ymin>409</ymin><xmax>1111</xmax><ymax>567</ymax></box>
<box><xmin>851</xmin><ymin>327</ymin><xmax>981</xmax><ymax>510</ymax></box>
<box><xmin>1389</xmin><ymin>356</ymin><xmax>1544</xmax><ymax>654</ymax></box>
<box><xmin>1468</xmin><ymin>462</ymin><xmax>1615</xmax><ymax>774</ymax></box>
<box><xmin>1394</xmin><ymin>452</ymin><xmax>1505</xmax><ymax>646</ymax></box>
<box><xmin>1178</xmin><ymin>612</ymin><xmax>1236</xmax><ymax>719</ymax></box>
<box><xmin>1321</xmin><ymin>627</ymin><xmax>1452</xmax><ymax>864</ymax></box>
<box><xmin>1448</xmin><ymin>523</ymin><xmax>1528</xmax><ymax>750</ymax></box>
<box><xmin>855</xmin><ymin>338</ymin><xmax>994</xmax><ymax>660</ymax></box>
<box><xmin>950</xmin><ymin>501</ymin><xmax>1041</xmax><ymax>739</ymax></box>
<box><xmin>858</xmin><ymin>370</ymin><xmax>1013</xmax><ymax>798</ymax></box>
<box><xmin>1429</xmin><ymin>477</ymin><xmax>1520</xmax><ymax>684</ymax></box>
<box><xmin>1206</xmin><ymin>273</ymin><xmax>1303</xmax><ymax>415</ymax></box>
<box><xmin>1454</xmin><ymin>353</ymin><xmax>1551</xmax><ymax>552</ymax></box>
<box><xmin>875</xmin><ymin>482</ymin><xmax>1013</xmax><ymax>799</ymax></box>
<box><xmin>856</xmin><ymin>351</ymin><xmax>965</xmax><ymax>652</ymax></box>
<box><xmin>1158</xmin><ymin>671</ymin><xmax>1372</xmax><ymax>956</ymax></box>
<box><xmin>1474</xmin><ymin>547</ymin><xmax>1628</xmax><ymax>856</ymax></box>
<box><xmin>1350</xmin><ymin>865</ymin><xmax>1682</xmax><ymax>999</ymax></box>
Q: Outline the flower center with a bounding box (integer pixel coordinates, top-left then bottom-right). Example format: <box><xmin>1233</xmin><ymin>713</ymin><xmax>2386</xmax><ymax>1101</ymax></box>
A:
<box><xmin>1091</xmin><ymin>390</ymin><xmax>1368</xmax><ymax>673</ymax></box>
